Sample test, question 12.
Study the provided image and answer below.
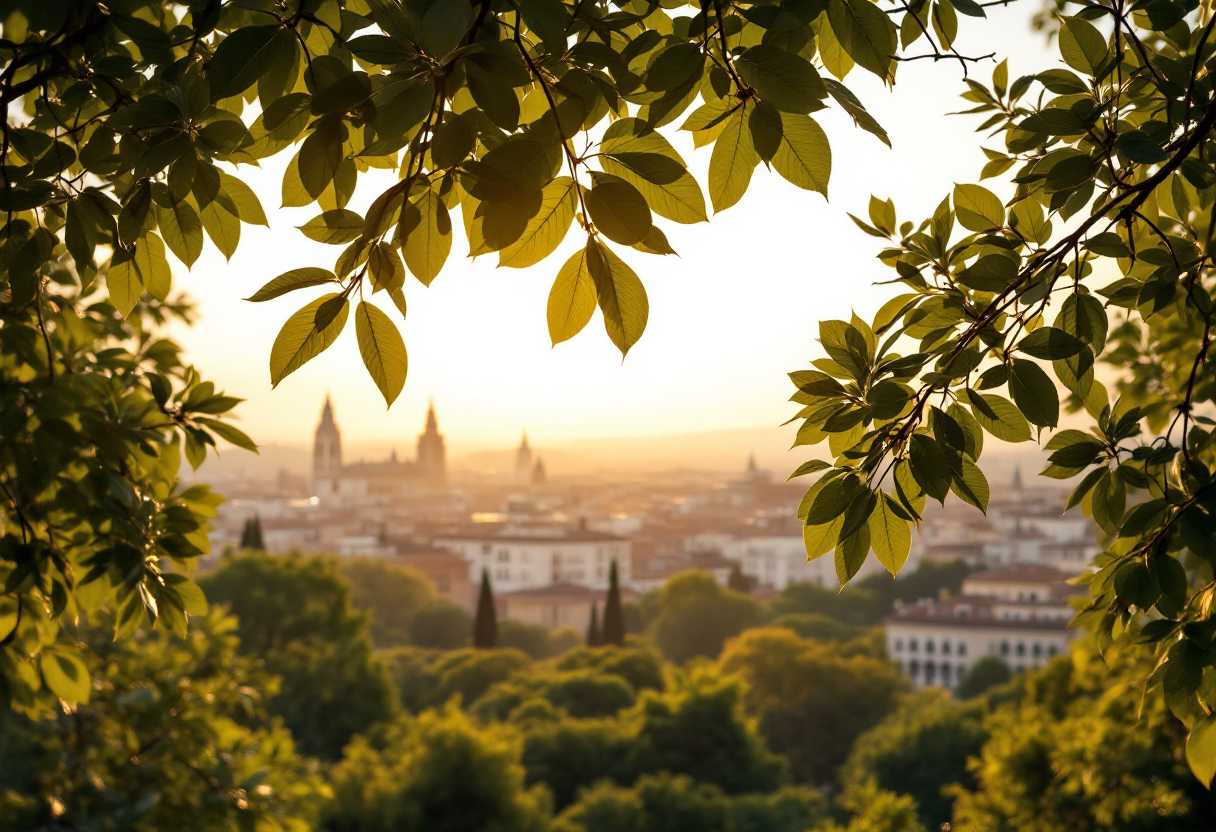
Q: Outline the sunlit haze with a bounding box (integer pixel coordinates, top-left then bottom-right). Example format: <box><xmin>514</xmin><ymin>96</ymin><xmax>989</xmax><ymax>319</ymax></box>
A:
<box><xmin>172</xmin><ymin>8</ymin><xmax>1053</xmax><ymax>467</ymax></box>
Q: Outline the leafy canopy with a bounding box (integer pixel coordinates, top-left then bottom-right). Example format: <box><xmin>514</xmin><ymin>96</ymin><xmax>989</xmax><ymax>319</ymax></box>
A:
<box><xmin>784</xmin><ymin>0</ymin><xmax>1216</xmax><ymax>789</ymax></box>
<box><xmin>2</xmin><ymin>0</ymin><xmax>951</xmax><ymax>408</ymax></box>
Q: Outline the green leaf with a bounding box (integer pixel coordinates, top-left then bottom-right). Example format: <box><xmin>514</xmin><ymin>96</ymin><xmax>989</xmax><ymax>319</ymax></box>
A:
<box><xmin>1010</xmin><ymin>358</ymin><xmax>1060</xmax><ymax>428</ymax></box>
<box><xmin>208</xmin><ymin>25</ymin><xmax>287</xmax><ymax>99</ymax></box>
<box><xmin>517</xmin><ymin>0</ymin><xmax>569</xmax><ymax>56</ymax></box>
<box><xmin>633</xmin><ymin>225</ymin><xmax>677</xmax><ymax>256</ymax></box>
<box><xmin>154</xmin><ymin>199</ymin><xmax>203</xmax><ymax>267</ymax></box>
<box><xmin>219</xmin><ymin>171</ymin><xmax>268</xmax><ymax>225</ymax></box>
<box><xmin>953</xmin><ymin>183</ymin><xmax>1005</xmax><ymax>231</ymax></box>
<box><xmin>828</xmin><ymin>0</ymin><xmax>897</xmax><ymax>82</ymax></box>
<box><xmin>270</xmin><ymin>293</ymin><xmax>350</xmax><ymax>386</ymax></box>
<box><xmin>823</xmin><ymin>79</ymin><xmax>890</xmax><ymax>146</ymax></box>
<box><xmin>400</xmin><ymin>190</ymin><xmax>452</xmax><ymax>286</ymax></box>
<box><xmin>420</xmin><ymin>0</ymin><xmax>470</xmax><ymax>59</ymax></box>
<box><xmin>1059</xmin><ymin>16</ymin><xmax>1109</xmax><ymax>76</ymax></box>
<box><xmin>735</xmin><ymin>45</ymin><xmax>827</xmax><ymax>114</ymax></box>
<box><xmin>966</xmin><ymin>390</ymin><xmax>1032</xmax><ymax>442</ymax></box>
<box><xmin>355</xmin><ymin>301</ymin><xmax>408</xmax><ymax>405</ymax></box>
<box><xmin>601</xmin><ymin>152</ymin><xmax>707</xmax><ymax>224</ymax></box>
<box><xmin>198</xmin><ymin>197</ymin><xmax>240</xmax><ymax>259</ymax></box>
<box><xmin>501</xmin><ymin>177</ymin><xmax>578</xmax><ymax>268</ymax></box>
<box><xmin>41</xmin><ymin>646</ymin><xmax>90</xmax><ymax>704</ymax></box>
<box><xmin>299</xmin><ymin>209</ymin><xmax>366</xmax><ymax>244</ymax></box>
<box><xmin>586</xmin><ymin>178</ymin><xmax>652</xmax><ymax>245</ymax></box>
<box><xmin>708</xmin><ymin>105</ymin><xmax>760</xmax><ymax>213</ymax></box>
<box><xmin>107</xmin><ymin>250</ymin><xmax>142</xmax><ymax>317</ymax></box>
<box><xmin>1018</xmin><ymin>326</ymin><xmax>1086</xmax><ymax>360</ymax></box>
<box><xmin>835</xmin><ymin>524</ymin><xmax>871</xmax><ymax>585</ymax></box>
<box><xmin>247</xmin><ymin>267</ymin><xmax>339</xmax><ymax>302</ymax></box>
<box><xmin>868</xmin><ymin>492</ymin><xmax>911</xmax><ymax>575</ymax></box>
<box><xmin>1188</xmin><ymin>716</ymin><xmax>1216</xmax><ymax>787</ymax></box>
<box><xmin>909</xmin><ymin>433</ymin><xmax>951</xmax><ymax>502</ymax></box>
<box><xmin>548</xmin><ymin>244</ymin><xmax>599</xmax><ymax>346</ymax></box>
<box><xmin>772</xmin><ymin>112</ymin><xmax>831</xmax><ymax>196</ymax></box>
<box><xmin>132</xmin><ymin>233</ymin><xmax>172</xmax><ymax>302</ymax></box>
<box><xmin>586</xmin><ymin>239</ymin><xmax>649</xmax><ymax>355</ymax></box>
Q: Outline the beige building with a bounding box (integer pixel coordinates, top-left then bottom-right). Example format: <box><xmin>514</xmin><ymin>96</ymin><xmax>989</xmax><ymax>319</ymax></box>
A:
<box><xmin>885</xmin><ymin>565</ymin><xmax>1082</xmax><ymax>690</ymax></box>
<box><xmin>432</xmin><ymin>526</ymin><xmax>630</xmax><ymax>593</ymax></box>
<box><xmin>396</xmin><ymin>551</ymin><xmax>475</xmax><ymax>612</ymax></box>
<box><xmin>501</xmin><ymin>582</ymin><xmax>603</xmax><ymax>631</ymax></box>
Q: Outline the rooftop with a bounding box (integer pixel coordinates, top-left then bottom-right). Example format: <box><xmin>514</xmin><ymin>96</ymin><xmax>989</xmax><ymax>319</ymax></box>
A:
<box><xmin>886</xmin><ymin>596</ymin><xmax>1073</xmax><ymax>631</ymax></box>
<box><xmin>966</xmin><ymin>564</ymin><xmax>1074</xmax><ymax>584</ymax></box>
<box><xmin>434</xmin><ymin>526</ymin><xmax>626</xmax><ymax>544</ymax></box>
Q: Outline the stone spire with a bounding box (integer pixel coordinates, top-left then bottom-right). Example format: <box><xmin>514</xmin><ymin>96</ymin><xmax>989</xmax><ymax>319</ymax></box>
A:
<box><xmin>313</xmin><ymin>395</ymin><xmax>342</xmax><ymax>485</ymax></box>
<box><xmin>416</xmin><ymin>399</ymin><xmax>446</xmax><ymax>485</ymax></box>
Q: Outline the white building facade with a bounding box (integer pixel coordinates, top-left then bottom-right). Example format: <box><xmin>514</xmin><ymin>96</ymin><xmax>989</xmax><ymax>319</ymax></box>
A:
<box><xmin>885</xmin><ymin>565</ymin><xmax>1081</xmax><ymax>690</ymax></box>
<box><xmin>432</xmin><ymin>527</ymin><xmax>631</xmax><ymax>592</ymax></box>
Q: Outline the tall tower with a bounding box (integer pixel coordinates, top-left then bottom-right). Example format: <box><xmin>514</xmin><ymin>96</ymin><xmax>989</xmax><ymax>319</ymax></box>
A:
<box><xmin>417</xmin><ymin>401</ymin><xmax>447</xmax><ymax>485</ymax></box>
<box><xmin>314</xmin><ymin>396</ymin><xmax>342</xmax><ymax>488</ymax></box>
<box><xmin>515</xmin><ymin>433</ymin><xmax>533</xmax><ymax>483</ymax></box>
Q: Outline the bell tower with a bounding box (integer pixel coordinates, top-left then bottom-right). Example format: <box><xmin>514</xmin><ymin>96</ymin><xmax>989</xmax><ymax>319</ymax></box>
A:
<box><xmin>313</xmin><ymin>396</ymin><xmax>343</xmax><ymax>491</ymax></box>
<box><xmin>416</xmin><ymin>400</ymin><xmax>447</xmax><ymax>485</ymax></box>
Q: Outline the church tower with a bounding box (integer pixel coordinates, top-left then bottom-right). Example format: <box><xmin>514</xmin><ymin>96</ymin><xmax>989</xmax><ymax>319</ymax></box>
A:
<box><xmin>314</xmin><ymin>396</ymin><xmax>342</xmax><ymax>490</ymax></box>
<box><xmin>515</xmin><ymin>433</ymin><xmax>533</xmax><ymax>483</ymax></box>
<box><xmin>417</xmin><ymin>401</ymin><xmax>447</xmax><ymax>485</ymax></box>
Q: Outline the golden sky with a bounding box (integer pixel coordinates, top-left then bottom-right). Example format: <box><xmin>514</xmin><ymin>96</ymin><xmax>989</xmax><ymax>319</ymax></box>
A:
<box><xmin>167</xmin><ymin>8</ymin><xmax>1052</xmax><ymax>454</ymax></box>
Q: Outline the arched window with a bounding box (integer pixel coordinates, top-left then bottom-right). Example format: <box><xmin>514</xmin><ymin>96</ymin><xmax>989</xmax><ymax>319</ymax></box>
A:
<box><xmin>926</xmin><ymin>640</ymin><xmax>936</xmax><ymax>654</ymax></box>
<box><xmin>958</xmin><ymin>642</ymin><xmax>967</xmax><ymax>656</ymax></box>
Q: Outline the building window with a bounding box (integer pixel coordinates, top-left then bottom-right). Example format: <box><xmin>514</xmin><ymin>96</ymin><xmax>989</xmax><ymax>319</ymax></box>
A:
<box><xmin>957</xmin><ymin>663</ymin><xmax>967</xmax><ymax>678</ymax></box>
<box><xmin>943</xmin><ymin>641</ymin><xmax>951</xmax><ymax>655</ymax></box>
<box><xmin>894</xmin><ymin>639</ymin><xmax>904</xmax><ymax>652</ymax></box>
<box><xmin>909</xmin><ymin>639</ymin><xmax>918</xmax><ymax>652</ymax></box>
<box><xmin>942</xmin><ymin>664</ymin><xmax>952</xmax><ymax>684</ymax></box>
<box><xmin>909</xmin><ymin>660</ymin><xmax>920</xmax><ymax>678</ymax></box>
<box><xmin>958</xmin><ymin>642</ymin><xmax>967</xmax><ymax>656</ymax></box>
<box><xmin>497</xmin><ymin>549</ymin><xmax>510</xmax><ymax>562</ymax></box>
<box><xmin>1000</xmin><ymin>641</ymin><xmax>1010</xmax><ymax>656</ymax></box>
<box><xmin>1032</xmin><ymin>643</ymin><xmax>1042</xmax><ymax>657</ymax></box>
<box><xmin>1048</xmin><ymin>644</ymin><xmax>1059</xmax><ymax>656</ymax></box>
<box><xmin>482</xmin><ymin>544</ymin><xmax>491</xmax><ymax>555</ymax></box>
<box><xmin>495</xmin><ymin>568</ymin><xmax>508</xmax><ymax>581</ymax></box>
<box><xmin>926</xmin><ymin>640</ymin><xmax>935</xmax><ymax>654</ymax></box>
<box><xmin>925</xmin><ymin>664</ymin><xmax>937</xmax><ymax>683</ymax></box>
<box><xmin>1016</xmin><ymin>642</ymin><xmax>1026</xmax><ymax>657</ymax></box>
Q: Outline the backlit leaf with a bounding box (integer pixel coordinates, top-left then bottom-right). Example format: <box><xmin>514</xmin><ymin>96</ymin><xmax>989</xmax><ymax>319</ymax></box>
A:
<box><xmin>270</xmin><ymin>293</ymin><xmax>350</xmax><ymax>386</ymax></box>
<box><xmin>355</xmin><ymin>301</ymin><xmax>408</xmax><ymax>405</ymax></box>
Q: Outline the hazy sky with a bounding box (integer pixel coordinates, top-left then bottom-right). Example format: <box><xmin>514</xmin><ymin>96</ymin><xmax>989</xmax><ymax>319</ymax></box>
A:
<box><xmin>168</xmin><ymin>8</ymin><xmax>1053</xmax><ymax>455</ymax></box>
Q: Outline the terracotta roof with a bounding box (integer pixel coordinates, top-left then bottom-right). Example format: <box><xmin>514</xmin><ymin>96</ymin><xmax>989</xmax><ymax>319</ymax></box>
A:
<box><xmin>502</xmin><ymin>582</ymin><xmax>603</xmax><ymax>600</ymax></box>
<box><xmin>966</xmin><ymin>564</ymin><xmax>1073</xmax><ymax>583</ymax></box>
<box><xmin>434</xmin><ymin>527</ymin><xmax>626</xmax><ymax>544</ymax></box>
<box><xmin>886</xmin><ymin>596</ymin><xmax>1072</xmax><ymax>631</ymax></box>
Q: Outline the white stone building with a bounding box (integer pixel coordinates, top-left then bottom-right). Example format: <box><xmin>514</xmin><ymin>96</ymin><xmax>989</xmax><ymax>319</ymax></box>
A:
<box><xmin>723</xmin><ymin>529</ymin><xmax>896</xmax><ymax>590</ymax></box>
<box><xmin>885</xmin><ymin>565</ymin><xmax>1082</xmax><ymax>690</ymax></box>
<box><xmin>432</xmin><ymin>526</ymin><xmax>631</xmax><ymax>593</ymax></box>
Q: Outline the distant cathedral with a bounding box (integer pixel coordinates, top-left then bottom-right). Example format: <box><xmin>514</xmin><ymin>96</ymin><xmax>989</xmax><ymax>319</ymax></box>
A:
<box><xmin>313</xmin><ymin>396</ymin><xmax>447</xmax><ymax>498</ymax></box>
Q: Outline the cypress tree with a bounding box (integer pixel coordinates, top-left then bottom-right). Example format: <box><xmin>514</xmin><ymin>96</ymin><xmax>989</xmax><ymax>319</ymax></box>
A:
<box><xmin>601</xmin><ymin>560</ymin><xmax>625</xmax><ymax>646</ymax></box>
<box><xmin>239</xmin><ymin>515</ymin><xmax>265</xmax><ymax>550</ymax></box>
<box><xmin>727</xmin><ymin>563</ymin><xmax>753</xmax><ymax>593</ymax></box>
<box><xmin>473</xmin><ymin>569</ymin><xmax>497</xmax><ymax>649</ymax></box>
<box><xmin>586</xmin><ymin>602</ymin><xmax>602</xmax><ymax>647</ymax></box>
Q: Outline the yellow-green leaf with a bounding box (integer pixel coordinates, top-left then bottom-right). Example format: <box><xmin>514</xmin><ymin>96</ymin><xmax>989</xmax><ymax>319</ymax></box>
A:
<box><xmin>107</xmin><ymin>250</ymin><xmax>141</xmax><ymax>317</ymax></box>
<box><xmin>827</xmin><ymin>0</ymin><xmax>897</xmax><ymax>82</ymax></box>
<box><xmin>270</xmin><ymin>293</ymin><xmax>349</xmax><ymax>386</ymax></box>
<box><xmin>154</xmin><ymin>199</ymin><xmax>203</xmax><ymax>267</ymax></box>
<box><xmin>41</xmin><ymin>646</ymin><xmax>90</xmax><ymax>705</ymax></box>
<box><xmin>586</xmin><ymin>178</ymin><xmax>652</xmax><ymax>245</ymax></box>
<box><xmin>1188</xmin><ymin>716</ymin><xmax>1216</xmax><ymax>787</ymax></box>
<box><xmin>400</xmin><ymin>190</ymin><xmax>452</xmax><ymax>286</ymax></box>
<box><xmin>246</xmin><ymin>267</ymin><xmax>338</xmax><ymax>302</ymax></box>
<box><xmin>547</xmin><ymin>244</ymin><xmax>598</xmax><ymax>346</ymax></box>
<box><xmin>868</xmin><ymin>492</ymin><xmax>911</xmax><ymax>575</ymax></box>
<box><xmin>218</xmin><ymin>171</ymin><xmax>269</xmax><ymax>225</ymax></box>
<box><xmin>772</xmin><ymin>112</ymin><xmax>831</xmax><ymax>196</ymax></box>
<box><xmin>708</xmin><ymin>105</ymin><xmax>760</xmax><ymax>213</ymax></box>
<box><xmin>953</xmin><ymin>183</ymin><xmax>1005</xmax><ymax>231</ymax></box>
<box><xmin>355</xmin><ymin>301</ymin><xmax>408</xmax><ymax>405</ymax></box>
<box><xmin>500</xmin><ymin>177</ymin><xmax>578</xmax><ymax>268</ymax></box>
<box><xmin>587</xmin><ymin>239</ymin><xmax>648</xmax><ymax>355</ymax></box>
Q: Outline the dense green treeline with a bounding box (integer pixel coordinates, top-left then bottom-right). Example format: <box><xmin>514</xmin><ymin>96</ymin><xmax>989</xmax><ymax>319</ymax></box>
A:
<box><xmin>2</xmin><ymin>551</ymin><xmax>1212</xmax><ymax>831</ymax></box>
